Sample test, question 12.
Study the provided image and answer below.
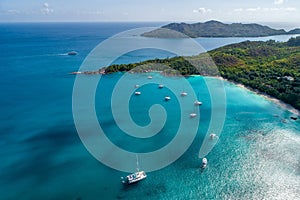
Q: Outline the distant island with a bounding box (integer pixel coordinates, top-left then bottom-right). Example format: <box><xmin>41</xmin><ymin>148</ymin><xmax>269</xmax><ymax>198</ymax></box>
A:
<box><xmin>83</xmin><ymin>36</ymin><xmax>300</xmax><ymax>111</ymax></box>
<box><xmin>142</xmin><ymin>20</ymin><xmax>300</xmax><ymax>38</ymax></box>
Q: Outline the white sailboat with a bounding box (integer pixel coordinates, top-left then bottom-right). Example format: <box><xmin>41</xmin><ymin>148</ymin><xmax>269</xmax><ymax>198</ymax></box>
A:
<box><xmin>121</xmin><ymin>155</ymin><xmax>147</xmax><ymax>185</ymax></box>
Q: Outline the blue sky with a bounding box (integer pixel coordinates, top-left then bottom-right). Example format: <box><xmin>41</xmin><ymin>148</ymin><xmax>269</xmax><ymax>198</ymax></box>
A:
<box><xmin>1</xmin><ymin>0</ymin><xmax>300</xmax><ymax>26</ymax></box>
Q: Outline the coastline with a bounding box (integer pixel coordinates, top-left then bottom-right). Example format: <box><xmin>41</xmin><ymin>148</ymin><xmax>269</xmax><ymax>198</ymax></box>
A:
<box><xmin>73</xmin><ymin>70</ymin><xmax>299</xmax><ymax>116</ymax></box>
<box><xmin>217</xmin><ymin>77</ymin><xmax>300</xmax><ymax>116</ymax></box>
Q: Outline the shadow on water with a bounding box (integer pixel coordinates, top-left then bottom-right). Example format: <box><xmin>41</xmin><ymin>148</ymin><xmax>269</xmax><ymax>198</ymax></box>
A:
<box><xmin>0</xmin><ymin>124</ymin><xmax>83</xmax><ymax>184</ymax></box>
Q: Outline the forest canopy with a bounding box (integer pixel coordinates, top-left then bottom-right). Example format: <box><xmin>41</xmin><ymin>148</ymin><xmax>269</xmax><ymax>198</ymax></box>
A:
<box><xmin>96</xmin><ymin>38</ymin><xmax>300</xmax><ymax>110</ymax></box>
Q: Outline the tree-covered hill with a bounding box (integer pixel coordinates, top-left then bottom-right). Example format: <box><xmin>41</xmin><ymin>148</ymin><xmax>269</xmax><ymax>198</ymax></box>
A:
<box><xmin>142</xmin><ymin>20</ymin><xmax>300</xmax><ymax>38</ymax></box>
<box><xmin>210</xmin><ymin>38</ymin><xmax>300</xmax><ymax>109</ymax></box>
<box><xmin>92</xmin><ymin>36</ymin><xmax>300</xmax><ymax>110</ymax></box>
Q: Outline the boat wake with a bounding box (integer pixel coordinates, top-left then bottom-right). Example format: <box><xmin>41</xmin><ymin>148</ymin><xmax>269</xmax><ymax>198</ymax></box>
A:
<box><xmin>58</xmin><ymin>53</ymin><xmax>69</xmax><ymax>56</ymax></box>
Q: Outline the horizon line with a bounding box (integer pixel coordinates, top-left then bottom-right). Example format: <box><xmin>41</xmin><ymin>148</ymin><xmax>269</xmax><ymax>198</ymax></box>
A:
<box><xmin>0</xmin><ymin>20</ymin><xmax>299</xmax><ymax>30</ymax></box>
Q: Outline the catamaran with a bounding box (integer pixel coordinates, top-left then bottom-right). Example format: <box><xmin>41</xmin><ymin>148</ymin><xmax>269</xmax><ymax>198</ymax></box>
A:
<box><xmin>121</xmin><ymin>155</ymin><xmax>147</xmax><ymax>185</ymax></box>
<box><xmin>121</xmin><ymin>171</ymin><xmax>147</xmax><ymax>185</ymax></box>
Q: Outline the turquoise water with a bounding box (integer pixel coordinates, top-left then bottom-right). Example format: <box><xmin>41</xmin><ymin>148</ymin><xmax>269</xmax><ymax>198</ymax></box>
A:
<box><xmin>0</xmin><ymin>23</ymin><xmax>299</xmax><ymax>200</ymax></box>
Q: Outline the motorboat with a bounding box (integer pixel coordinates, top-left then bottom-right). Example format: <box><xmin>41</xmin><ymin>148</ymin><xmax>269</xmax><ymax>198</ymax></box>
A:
<box><xmin>181</xmin><ymin>92</ymin><xmax>187</xmax><ymax>96</ymax></box>
<box><xmin>210</xmin><ymin>133</ymin><xmax>216</xmax><ymax>139</ymax></box>
<box><xmin>165</xmin><ymin>96</ymin><xmax>171</xmax><ymax>101</ymax></box>
<box><xmin>201</xmin><ymin>158</ymin><xmax>207</xmax><ymax>169</ymax></box>
<box><xmin>135</xmin><ymin>91</ymin><xmax>141</xmax><ymax>95</ymax></box>
<box><xmin>194</xmin><ymin>92</ymin><xmax>202</xmax><ymax>106</ymax></box>
<box><xmin>190</xmin><ymin>113</ymin><xmax>197</xmax><ymax>118</ymax></box>
<box><xmin>67</xmin><ymin>51</ymin><xmax>78</xmax><ymax>55</ymax></box>
<box><xmin>158</xmin><ymin>84</ymin><xmax>164</xmax><ymax>88</ymax></box>
<box><xmin>194</xmin><ymin>100</ymin><xmax>202</xmax><ymax>106</ymax></box>
<box><xmin>147</xmin><ymin>76</ymin><xmax>153</xmax><ymax>79</ymax></box>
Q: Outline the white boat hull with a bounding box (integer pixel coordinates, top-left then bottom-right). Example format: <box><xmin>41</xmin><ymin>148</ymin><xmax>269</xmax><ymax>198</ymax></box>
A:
<box><xmin>201</xmin><ymin>158</ymin><xmax>208</xmax><ymax>169</ymax></box>
<box><xmin>122</xmin><ymin>171</ymin><xmax>147</xmax><ymax>184</ymax></box>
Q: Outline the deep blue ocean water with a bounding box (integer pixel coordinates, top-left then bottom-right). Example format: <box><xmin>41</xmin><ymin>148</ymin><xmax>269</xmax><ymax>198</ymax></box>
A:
<box><xmin>0</xmin><ymin>22</ymin><xmax>299</xmax><ymax>200</ymax></box>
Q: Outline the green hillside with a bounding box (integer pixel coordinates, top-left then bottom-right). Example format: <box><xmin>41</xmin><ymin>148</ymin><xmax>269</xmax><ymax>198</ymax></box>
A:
<box><xmin>142</xmin><ymin>20</ymin><xmax>300</xmax><ymax>38</ymax></box>
<box><xmin>98</xmin><ymin>37</ymin><xmax>300</xmax><ymax>110</ymax></box>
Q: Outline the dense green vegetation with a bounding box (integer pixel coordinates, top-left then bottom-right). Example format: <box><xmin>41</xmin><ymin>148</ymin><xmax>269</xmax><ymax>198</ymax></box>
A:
<box><xmin>142</xmin><ymin>20</ymin><xmax>300</xmax><ymax>38</ymax></box>
<box><xmin>211</xmin><ymin>37</ymin><xmax>300</xmax><ymax>110</ymax></box>
<box><xmin>98</xmin><ymin>36</ymin><xmax>300</xmax><ymax>110</ymax></box>
<box><xmin>287</xmin><ymin>36</ymin><xmax>300</xmax><ymax>46</ymax></box>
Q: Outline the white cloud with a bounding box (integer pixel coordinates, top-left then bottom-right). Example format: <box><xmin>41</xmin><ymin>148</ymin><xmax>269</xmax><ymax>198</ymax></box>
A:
<box><xmin>193</xmin><ymin>8</ymin><xmax>212</xmax><ymax>14</ymax></box>
<box><xmin>234</xmin><ymin>8</ymin><xmax>243</xmax><ymax>12</ymax></box>
<box><xmin>264</xmin><ymin>8</ymin><xmax>280</xmax><ymax>11</ymax></box>
<box><xmin>80</xmin><ymin>10</ymin><xmax>104</xmax><ymax>15</ymax></box>
<box><xmin>41</xmin><ymin>2</ymin><xmax>53</xmax><ymax>15</ymax></box>
<box><xmin>234</xmin><ymin>6</ymin><xmax>296</xmax><ymax>13</ymax></box>
<box><xmin>285</xmin><ymin>7</ymin><xmax>297</xmax><ymax>12</ymax></box>
<box><xmin>246</xmin><ymin>7</ymin><xmax>261</xmax><ymax>12</ymax></box>
<box><xmin>7</xmin><ymin>9</ymin><xmax>20</xmax><ymax>15</ymax></box>
<box><xmin>274</xmin><ymin>0</ymin><xmax>284</xmax><ymax>5</ymax></box>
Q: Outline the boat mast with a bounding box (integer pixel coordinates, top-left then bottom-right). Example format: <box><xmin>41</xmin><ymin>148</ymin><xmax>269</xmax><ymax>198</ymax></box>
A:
<box><xmin>136</xmin><ymin>154</ymin><xmax>139</xmax><ymax>172</ymax></box>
